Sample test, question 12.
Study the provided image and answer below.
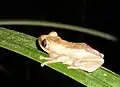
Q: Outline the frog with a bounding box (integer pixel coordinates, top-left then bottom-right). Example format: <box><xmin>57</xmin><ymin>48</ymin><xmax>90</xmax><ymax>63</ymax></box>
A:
<box><xmin>38</xmin><ymin>31</ymin><xmax>104</xmax><ymax>72</ymax></box>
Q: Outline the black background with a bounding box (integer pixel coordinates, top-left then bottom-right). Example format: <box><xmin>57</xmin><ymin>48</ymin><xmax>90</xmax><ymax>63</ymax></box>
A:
<box><xmin>0</xmin><ymin>1</ymin><xmax>119</xmax><ymax>87</ymax></box>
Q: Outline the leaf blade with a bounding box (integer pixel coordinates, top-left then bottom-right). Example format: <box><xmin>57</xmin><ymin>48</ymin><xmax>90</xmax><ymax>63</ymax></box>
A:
<box><xmin>0</xmin><ymin>27</ymin><xmax>120</xmax><ymax>87</ymax></box>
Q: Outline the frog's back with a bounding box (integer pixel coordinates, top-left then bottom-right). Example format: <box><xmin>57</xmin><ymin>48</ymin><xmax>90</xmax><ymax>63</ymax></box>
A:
<box><xmin>47</xmin><ymin>36</ymin><xmax>103</xmax><ymax>58</ymax></box>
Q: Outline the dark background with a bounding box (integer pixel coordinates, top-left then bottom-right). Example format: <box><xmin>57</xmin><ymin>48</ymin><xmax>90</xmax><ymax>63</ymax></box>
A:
<box><xmin>0</xmin><ymin>1</ymin><xmax>119</xmax><ymax>87</ymax></box>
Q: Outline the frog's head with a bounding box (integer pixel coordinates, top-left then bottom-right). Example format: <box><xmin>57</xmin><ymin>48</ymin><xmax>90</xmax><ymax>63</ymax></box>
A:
<box><xmin>38</xmin><ymin>31</ymin><xmax>59</xmax><ymax>53</ymax></box>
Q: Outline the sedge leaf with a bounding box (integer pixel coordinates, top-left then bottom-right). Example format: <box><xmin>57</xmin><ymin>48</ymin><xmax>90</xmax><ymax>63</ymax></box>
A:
<box><xmin>0</xmin><ymin>27</ymin><xmax>120</xmax><ymax>87</ymax></box>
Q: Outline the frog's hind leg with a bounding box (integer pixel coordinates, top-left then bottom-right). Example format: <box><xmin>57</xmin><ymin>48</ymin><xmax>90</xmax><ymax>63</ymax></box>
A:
<box><xmin>67</xmin><ymin>57</ymin><xmax>104</xmax><ymax>72</ymax></box>
<box><xmin>41</xmin><ymin>55</ymin><xmax>70</xmax><ymax>67</ymax></box>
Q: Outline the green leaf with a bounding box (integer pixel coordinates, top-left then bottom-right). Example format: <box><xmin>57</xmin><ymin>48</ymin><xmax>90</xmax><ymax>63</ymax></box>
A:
<box><xmin>0</xmin><ymin>27</ymin><xmax>120</xmax><ymax>87</ymax></box>
<box><xmin>0</xmin><ymin>20</ymin><xmax>118</xmax><ymax>41</ymax></box>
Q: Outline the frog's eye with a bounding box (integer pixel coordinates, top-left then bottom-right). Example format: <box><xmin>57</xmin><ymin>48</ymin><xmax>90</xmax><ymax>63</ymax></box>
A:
<box><xmin>41</xmin><ymin>39</ymin><xmax>47</xmax><ymax>48</ymax></box>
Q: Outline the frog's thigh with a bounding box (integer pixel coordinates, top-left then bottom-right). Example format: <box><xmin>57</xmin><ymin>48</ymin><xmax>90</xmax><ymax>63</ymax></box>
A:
<box><xmin>67</xmin><ymin>57</ymin><xmax>104</xmax><ymax>72</ymax></box>
<box><xmin>41</xmin><ymin>55</ymin><xmax>70</xmax><ymax>67</ymax></box>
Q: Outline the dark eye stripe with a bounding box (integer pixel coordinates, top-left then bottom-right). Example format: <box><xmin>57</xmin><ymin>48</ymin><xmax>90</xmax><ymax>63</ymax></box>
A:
<box><xmin>41</xmin><ymin>39</ymin><xmax>46</xmax><ymax>47</ymax></box>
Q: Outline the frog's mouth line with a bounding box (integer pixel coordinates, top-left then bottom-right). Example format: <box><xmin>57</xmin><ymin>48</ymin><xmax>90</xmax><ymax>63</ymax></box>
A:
<box><xmin>38</xmin><ymin>41</ymin><xmax>50</xmax><ymax>54</ymax></box>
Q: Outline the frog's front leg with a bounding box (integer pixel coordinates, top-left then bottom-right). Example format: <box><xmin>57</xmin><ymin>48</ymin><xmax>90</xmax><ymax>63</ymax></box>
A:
<box><xmin>41</xmin><ymin>54</ymin><xmax>70</xmax><ymax>67</ymax></box>
<box><xmin>39</xmin><ymin>53</ymin><xmax>58</xmax><ymax>60</ymax></box>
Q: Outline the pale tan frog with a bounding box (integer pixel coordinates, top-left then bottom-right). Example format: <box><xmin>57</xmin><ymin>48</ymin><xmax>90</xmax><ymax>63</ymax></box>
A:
<box><xmin>38</xmin><ymin>31</ymin><xmax>104</xmax><ymax>72</ymax></box>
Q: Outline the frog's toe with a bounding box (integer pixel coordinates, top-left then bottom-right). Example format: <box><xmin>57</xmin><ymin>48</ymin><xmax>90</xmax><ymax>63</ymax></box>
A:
<box><xmin>67</xmin><ymin>66</ymin><xmax>74</xmax><ymax>69</ymax></box>
<box><xmin>41</xmin><ymin>63</ymin><xmax>47</xmax><ymax>67</ymax></box>
<box><xmin>67</xmin><ymin>66</ymin><xmax>80</xmax><ymax>69</ymax></box>
<box><xmin>39</xmin><ymin>56</ymin><xmax>45</xmax><ymax>60</ymax></box>
<box><xmin>39</xmin><ymin>56</ymin><xmax>52</xmax><ymax>60</ymax></box>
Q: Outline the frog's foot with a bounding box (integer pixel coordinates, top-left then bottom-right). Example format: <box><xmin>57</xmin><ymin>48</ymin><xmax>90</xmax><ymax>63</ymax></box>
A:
<box><xmin>41</xmin><ymin>55</ymin><xmax>70</xmax><ymax>67</ymax></box>
<box><xmin>40</xmin><ymin>59</ymin><xmax>61</xmax><ymax>67</ymax></box>
<box><xmin>39</xmin><ymin>56</ymin><xmax>52</xmax><ymax>60</ymax></box>
<box><xmin>67</xmin><ymin>66</ymin><xmax>80</xmax><ymax>69</ymax></box>
<box><xmin>41</xmin><ymin>62</ymin><xmax>48</xmax><ymax>67</ymax></box>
